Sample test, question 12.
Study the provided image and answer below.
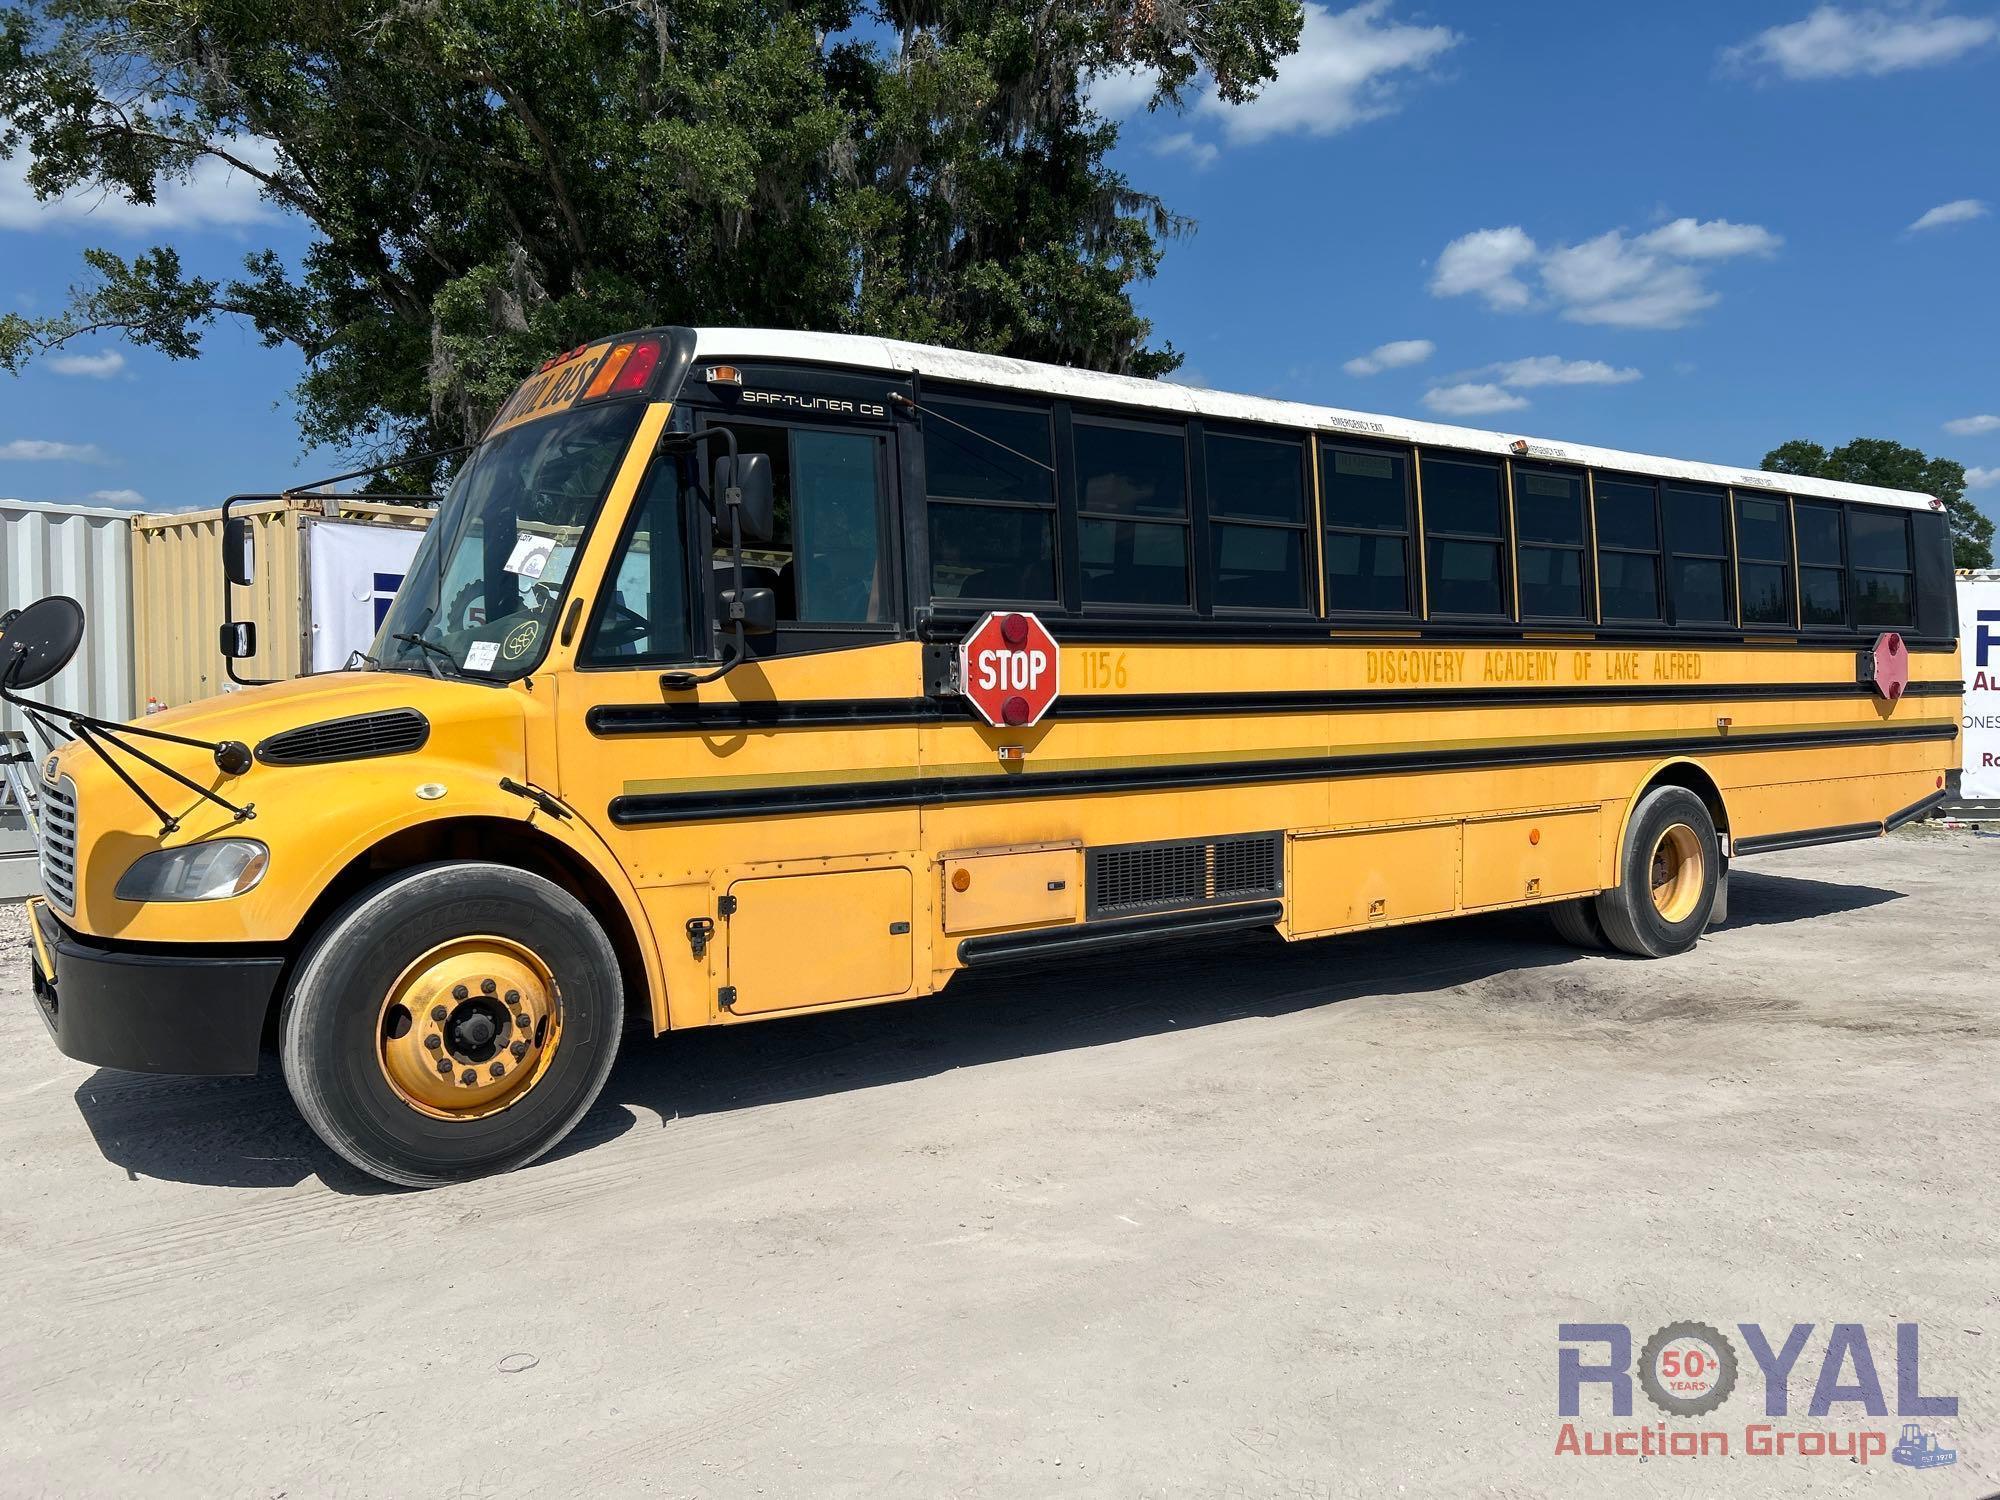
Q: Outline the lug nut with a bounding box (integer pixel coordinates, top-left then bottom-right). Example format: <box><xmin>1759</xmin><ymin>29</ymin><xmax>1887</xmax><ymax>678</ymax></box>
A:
<box><xmin>452</xmin><ymin>984</ymin><xmax>469</xmax><ymax>1000</ymax></box>
<box><xmin>435</xmin><ymin>1058</ymin><xmax>451</xmax><ymax>1074</ymax></box>
<box><xmin>480</xmin><ymin>978</ymin><xmax>497</xmax><ymax>995</ymax></box>
<box><xmin>489</xmin><ymin>1061</ymin><xmax>506</xmax><ymax>1078</ymax></box>
<box><xmin>515</xmin><ymin>1013</ymin><xmax>530</xmax><ymax>1030</ymax></box>
<box><xmin>430</xmin><ymin>1004</ymin><xmax>447</xmax><ymax>1022</ymax></box>
<box><xmin>460</xmin><ymin>1068</ymin><xmax>476</xmax><ymax>1084</ymax></box>
<box><xmin>505</xmin><ymin>989</ymin><xmax>520</xmax><ymax>1005</ymax></box>
<box><xmin>424</xmin><ymin>1034</ymin><xmax>441</xmax><ymax>1051</ymax></box>
<box><xmin>510</xmin><ymin>1041</ymin><xmax>527</xmax><ymax>1060</ymax></box>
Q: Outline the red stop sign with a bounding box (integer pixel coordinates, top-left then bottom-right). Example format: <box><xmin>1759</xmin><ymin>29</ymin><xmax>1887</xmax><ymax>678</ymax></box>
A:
<box><xmin>958</xmin><ymin>611</ymin><xmax>1060</xmax><ymax>727</ymax></box>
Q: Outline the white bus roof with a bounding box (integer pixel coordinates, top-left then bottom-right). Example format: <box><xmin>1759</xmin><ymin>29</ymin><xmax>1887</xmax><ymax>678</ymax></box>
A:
<box><xmin>690</xmin><ymin>328</ymin><xmax>1938</xmax><ymax>514</ymax></box>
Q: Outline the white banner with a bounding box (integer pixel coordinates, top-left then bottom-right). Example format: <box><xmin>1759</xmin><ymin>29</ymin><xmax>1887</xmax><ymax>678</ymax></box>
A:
<box><xmin>307</xmin><ymin>519</ymin><xmax>427</xmax><ymax>673</ymax></box>
<box><xmin>1959</xmin><ymin>577</ymin><xmax>2000</xmax><ymax>800</ymax></box>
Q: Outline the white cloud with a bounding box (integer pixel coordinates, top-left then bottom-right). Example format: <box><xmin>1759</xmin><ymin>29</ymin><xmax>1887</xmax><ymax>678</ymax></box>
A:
<box><xmin>1966</xmin><ymin>466</ymin><xmax>2000</xmax><ymax>490</ymax></box>
<box><xmin>88</xmin><ymin>488</ymin><xmax>146</xmax><ymax>506</ymax></box>
<box><xmin>1430</xmin><ymin>226</ymin><xmax>1539</xmax><ymax>311</ymax></box>
<box><xmin>1908</xmin><ymin>198</ymin><xmax>1991</xmax><ymax>232</ymax></box>
<box><xmin>1151</xmin><ymin>131</ymin><xmax>1219</xmax><ymax>170</ymax></box>
<box><xmin>1423</xmin><ymin>383</ymin><xmax>1529</xmax><ymax>418</ymax></box>
<box><xmin>1</xmin><ymin>439</ymin><xmax>108</xmax><ymax>462</ymax></box>
<box><xmin>1344</xmin><ymin>338</ymin><xmax>1435</xmax><ymax>376</ymax></box>
<box><xmin>1945</xmin><ymin>413</ymin><xmax>2000</xmax><ymax>435</ymax></box>
<box><xmin>1484</xmin><ymin>356</ymin><xmax>1643</xmax><ymax>388</ymax></box>
<box><xmin>1087</xmin><ymin>64</ymin><xmax>1160</xmax><ymax>118</ymax></box>
<box><xmin>1724</xmin><ymin>5</ymin><xmax>1999</xmax><ymax>79</ymax></box>
<box><xmin>0</xmin><ymin>136</ymin><xmax>282</xmax><ymax>232</ymax></box>
<box><xmin>1197</xmin><ymin>1</ymin><xmax>1460</xmax><ymax>144</ymax></box>
<box><xmin>46</xmin><ymin>349</ymin><xmax>127</xmax><ymax>379</ymax></box>
<box><xmin>1433</xmin><ymin>218</ymin><xmax>1780</xmax><ymax>330</ymax></box>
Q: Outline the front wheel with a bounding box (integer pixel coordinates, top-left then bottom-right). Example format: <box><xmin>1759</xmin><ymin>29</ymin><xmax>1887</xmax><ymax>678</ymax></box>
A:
<box><xmin>1593</xmin><ymin>786</ymin><xmax>1720</xmax><ymax>958</ymax></box>
<box><xmin>281</xmin><ymin>861</ymin><xmax>623</xmax><ymax>1187</ymax></box>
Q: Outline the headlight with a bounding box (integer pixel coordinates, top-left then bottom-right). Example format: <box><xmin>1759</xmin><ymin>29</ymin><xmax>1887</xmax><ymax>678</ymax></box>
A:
<box><xmin>115</xmin><ymin>840</ymin><xmax>270</xmax><ymax>902</ymax></box>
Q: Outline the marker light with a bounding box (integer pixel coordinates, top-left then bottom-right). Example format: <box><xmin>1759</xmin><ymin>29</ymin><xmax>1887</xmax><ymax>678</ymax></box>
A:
<box><xmin>115</xmin><ymin>839</ymin><xmax>269</xmax><ymax>902</ymax></box>
<box><xmin>583</xmin><ymin>343</ymin><xmax>636</xmax><ymax>400</ymax></box>
<box><xmin>705</xmin><ymin>364</ymin><xmax>743</xmax><ymax>386</ymax></box>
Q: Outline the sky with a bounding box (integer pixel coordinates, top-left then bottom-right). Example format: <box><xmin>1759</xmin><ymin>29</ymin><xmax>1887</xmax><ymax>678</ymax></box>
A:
<box><xmin>1</xmin><ymin>0</ymin><xmax>1996</xmax><ymax>530</ymax></box>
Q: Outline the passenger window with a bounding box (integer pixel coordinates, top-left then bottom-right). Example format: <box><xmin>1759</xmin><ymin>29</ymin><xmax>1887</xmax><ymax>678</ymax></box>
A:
<box><xmin>1074</xmin><ymin>418</ymin><xmax>1191</xmax><ymax>607</ymax></box>
<box><xmin>1204</xmin><ymin>430</ymin><xmax>1309</xmax><ymax>610</ymax></box>
<box><xmin>1663</xmin><ymin>485</ymin><xmax>1730</xmax><ymax>624</ymax></box>
<box><xmin>1796</xmin><ymin>501</ymin><xmax>1847</xmax><ymax>627</ymax></box>
<box><xmin>1514</xmin><ymin>468</ymin><xmax>1587</xmax><ymax>619</ymax></box>
<box><xmin>1322</xmin><ymin>443</ymin><xmax>1414</xmax><ymax>615</ymax></box>
<box><xmin>1594</xmin><ymin>476</ymin><xmax>1662</xmax><ymax>621</ymax></box>
<box><xmin>583</xmin><ymin>462</ymin><xmax>691</xmax><ymax>664</ymax></box>
<box><xmin>711</xmin><ymin>421</ymin><xmax>892</xmax><ymax>625</ymax></box>
<box><xmin>1734</xmin><ymin>492</ymin><xmax>1793</xmax><ymax>626</ymax></box>
<box><xmin>1849</xmin><ymin>507</ymin><xmax>1914</xmax><ymax>627</ymax></box>
<box><xmin>1420</xmin><ymin>454</ymin><xmax>1507</xmax><ymax>616</ymax></box>
<box><xmin>923</xmin><ymin>395</ymin><xmax>1058</xmax><ymax>603</ymax></box>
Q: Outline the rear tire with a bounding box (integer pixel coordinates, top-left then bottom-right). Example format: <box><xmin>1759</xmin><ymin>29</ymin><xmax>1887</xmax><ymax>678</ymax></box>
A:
<box><xmin>1593</xmin><ymin>786</ymin><xmax>1720</xmax><ymax>958</ymax></box>
<box><xmin>1548</xmin><ymin>897</ymin><xmax>1609</xmax><ymax>949</ymax></box>
<box><xmin>281</xmin><ymin>861</ymin><xmax>623</xmax><ymax>1187</ymax></box>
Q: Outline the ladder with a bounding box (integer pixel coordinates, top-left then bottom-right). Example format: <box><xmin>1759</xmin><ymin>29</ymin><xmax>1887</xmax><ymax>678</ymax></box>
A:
<box><xmin>1</xmin><ymin>729</ymin><xmax>43</xmax><ymax>851</ymax></box>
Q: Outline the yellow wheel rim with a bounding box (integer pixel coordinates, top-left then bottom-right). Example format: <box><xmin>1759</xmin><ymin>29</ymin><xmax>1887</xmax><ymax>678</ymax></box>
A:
<box><xmin>1648</xmin><ymin>824</ymin><xmax>1705</xmax><ymax>924</ymax></box>
<box><xmin>376</xmin><ymin>936</ymin><xmax>563</xmax><ymax>1120</ymax></box>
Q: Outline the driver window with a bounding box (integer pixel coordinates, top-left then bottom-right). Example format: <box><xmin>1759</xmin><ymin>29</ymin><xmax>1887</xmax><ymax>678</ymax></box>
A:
<box><xmin>710</xmin><ymin>420</ymin><xmax>891</xmax><ymax>625</ymax></box>
<box><xmin>582</xmin><ymin>462</ymin><xmax>692</xmax><ymax>663</ymax></box>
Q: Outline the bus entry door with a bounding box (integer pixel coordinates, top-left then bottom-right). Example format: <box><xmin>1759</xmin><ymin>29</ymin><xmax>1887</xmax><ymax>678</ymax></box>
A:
<box><xmin>722</xmin><ymin>867</ymin><xmax>914</xmax><ymax>1016</ymax></box>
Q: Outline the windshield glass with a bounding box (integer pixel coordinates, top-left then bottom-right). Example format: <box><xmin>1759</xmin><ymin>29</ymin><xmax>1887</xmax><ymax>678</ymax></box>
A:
<box><xmin>376</xmin><ymin>401</ymin><xmax>646</xmax><ymax>678</ymax></box>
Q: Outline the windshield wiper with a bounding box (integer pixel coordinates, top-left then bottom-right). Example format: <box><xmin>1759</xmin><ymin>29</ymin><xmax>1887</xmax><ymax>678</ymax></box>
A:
<box><xmin>391</xmin><ymin>632</ymin><xmax>464</xmax><ymax>679</ymax></box>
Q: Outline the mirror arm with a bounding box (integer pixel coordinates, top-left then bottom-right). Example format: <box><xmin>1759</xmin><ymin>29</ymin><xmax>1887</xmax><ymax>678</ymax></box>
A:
<box><xmin>655</xmin><ymin>423</ymin><xmax>752</xmax><ymax>690</ymax></box>
<box><xmin>219</xmin><ymin>495</ymin><xmax>280</xmax><ymax>688</ymax></box>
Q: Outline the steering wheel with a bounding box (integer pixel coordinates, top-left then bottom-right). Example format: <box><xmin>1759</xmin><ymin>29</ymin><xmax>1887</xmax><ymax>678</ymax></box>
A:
<box><xmin>594</xmin><ymin>602</ymin><xmax>652</xmax><ymax>648</ymax></box>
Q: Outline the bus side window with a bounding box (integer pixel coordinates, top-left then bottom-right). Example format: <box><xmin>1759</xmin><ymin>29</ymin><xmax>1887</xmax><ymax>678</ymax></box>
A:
<box><xmin>1420</xmin><ymin>453</ymin><xmax>1508</xmax><ymax>618</ymax></box>
<box><xmin>582</xmin><ymin>461</ymin><xmax>691</xmax><ymax>664</ymax></box>
<box><xmin>1322</xmin><ymin>443</ymin><xmax>1415</xmax><ymax>616</ymax></box>
<box><xmin>1734</xmin><ymin>492</ymin><xmax>1793</xmax><ymax>626</ymax></box>
<box><xmin>1074</xmin><ymin>416</ymin><xmax>1192</xmax><ymax>609</ymax></box>
<box><xmin>1663</xmin><ymin>485</ymin><xmax>1731</xmax><ymax>625</ymax></box>
<box><xmin>921</xmin><ymin>395</ymin><xmax>1058</xmax><ymax>604</ymax></box>
<box><xmin>1796</xmin><ymin>502</ymin><xmax>1847</xmax><ymax>627</ymax></box>
<box><xmin>1594</xmin><ymin>476</ymin><xmax>1663</xmax><ymax>621</ymax></box>
<box><xmin>1513</xmin><ymin>467</ymin><xmax>1589</xmax><ymax>621</ymax></box>
<box><xmin>1849</xmin><ymin>506</ymin><xmax>1914</xmax><ymax>628</ymax></box>
<box><xmin>1203</xmin><ymin>429</ymin><xmax>1310</xmax><ymax>611</ymax></box>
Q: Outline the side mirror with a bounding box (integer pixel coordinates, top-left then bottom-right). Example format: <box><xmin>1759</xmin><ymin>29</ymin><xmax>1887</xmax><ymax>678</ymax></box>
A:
<box><xmin>219</xmin><ymin>621</ymin><xmax>257</xmax><ymax>659</ymax></box>
<box><xmin>223</xmin><ymin>516</ymin><xmax>256</xmax><ymax>587</ymax></box>
<box><xmin>722</xmin><ymin>586</ymin><xmax>777</xmax><ymax>637</ymax></box>
<box><xmin>714</xmin><ymin>453</ymin><xmax>776</xmax><ymax>544</ymax></box>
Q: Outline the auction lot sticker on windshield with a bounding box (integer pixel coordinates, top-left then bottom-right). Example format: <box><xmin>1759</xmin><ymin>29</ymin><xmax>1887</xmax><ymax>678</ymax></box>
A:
<box><xmin>464</xmin><ymin>640</ymin><xmax>501</xmax><ymax>672</ymax></box>
<box><xmin>505</xmin><ymin>533</ymin><xmax>556</xmax><ymax>579</ymax></box>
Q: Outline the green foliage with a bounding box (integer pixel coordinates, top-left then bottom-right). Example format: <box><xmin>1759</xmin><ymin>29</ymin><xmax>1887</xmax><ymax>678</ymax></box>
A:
<box><xmin>0</xmin><ymin>0</ymin><xmax>1302</xmax><ymax>464</ymax></box>
<box><xmin>1764</xmin><ymin>436</ymin><xmax>1995</xmax><ymax>570</ymax></box>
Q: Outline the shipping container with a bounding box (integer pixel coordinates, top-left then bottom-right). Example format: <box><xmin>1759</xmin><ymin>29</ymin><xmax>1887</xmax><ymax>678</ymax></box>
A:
<box><xmin>2</xmin><ymin>497</ymin><xmax>137</xmax><ymax>895</ymax></box>
<box><xmin>131</xmin><ymin>496</ymin><xmax>431</xmax><ymax>711</ymax></box>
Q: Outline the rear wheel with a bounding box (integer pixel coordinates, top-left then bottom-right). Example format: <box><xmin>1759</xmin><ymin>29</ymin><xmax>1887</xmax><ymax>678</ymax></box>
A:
<box><xmin>1548</xmin><ymin>897</ymin><xmax>1609</xmax><ymax>949</ymax></box>
<box><xmin>1593</xmin><ymin>786</ymin><xmax>1720</xmax><ymax>958</ymax></box>
<box><xmin>281</xmin><ymin>861</ymin><xmax>622</xmax><ymax>1187</ymax></box>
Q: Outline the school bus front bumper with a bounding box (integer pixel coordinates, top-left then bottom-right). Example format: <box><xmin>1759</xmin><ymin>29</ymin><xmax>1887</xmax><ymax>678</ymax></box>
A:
<box><xmin>25</xmin><ymin>896</ymin><xmax>283</xmax><ymax>1076</ymax></box>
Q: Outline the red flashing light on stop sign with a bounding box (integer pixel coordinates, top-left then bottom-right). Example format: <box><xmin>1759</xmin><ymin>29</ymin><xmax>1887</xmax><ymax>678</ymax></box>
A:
<box><xmin>959</xmin><ymin>612</ymin><xmax>1060</xmax><ymax>728</ymax></box>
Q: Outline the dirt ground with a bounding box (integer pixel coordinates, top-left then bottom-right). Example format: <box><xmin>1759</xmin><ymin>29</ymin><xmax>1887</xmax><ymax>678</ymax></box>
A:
<box><xmin>1</xmin><ymin>828</ymin><xmax>1995</xmax><ymax>1499</ymax></box>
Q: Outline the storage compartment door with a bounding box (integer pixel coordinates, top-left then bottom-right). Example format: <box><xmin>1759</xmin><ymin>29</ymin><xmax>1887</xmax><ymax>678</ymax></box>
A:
<box><xmin>1288</xmin><ymin>823</ymin><xmax>1460</xmax><ymax>937</ymax></box>
<box><xmin>1461</xmin><ymin>809</ymin><xmax>1600</xmax><ymax>909</ymax></box>
<box><xmin>724</xmin><ymin>868</ymin><xmax>913</xmax><ymax>1015</ymax></box>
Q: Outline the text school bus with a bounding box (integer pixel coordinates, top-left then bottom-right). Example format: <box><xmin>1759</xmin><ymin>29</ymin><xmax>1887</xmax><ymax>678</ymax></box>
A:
<box><xmin>12</xmin><ymin>329</ymin><xmax>1960</xmax><ymax>1185</ymax></box>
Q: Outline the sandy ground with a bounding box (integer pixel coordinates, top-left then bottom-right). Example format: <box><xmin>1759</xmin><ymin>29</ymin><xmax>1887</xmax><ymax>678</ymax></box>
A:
<box><xmin>1</xmin><ymin>829</ymin><xmax>1995</xmax><ymax>1499</ymax></box>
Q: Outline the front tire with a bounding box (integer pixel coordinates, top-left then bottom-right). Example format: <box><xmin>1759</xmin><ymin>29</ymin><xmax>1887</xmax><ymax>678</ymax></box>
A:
<box><xmin>1593</xmin><ymin>786</ymin><xmax>1720</xmax><ymax>958</ymax></box>
<box><xmin>281</xmin><ymin>861</ymin><xmax>623</xmax><ymax>1187</ymax></box>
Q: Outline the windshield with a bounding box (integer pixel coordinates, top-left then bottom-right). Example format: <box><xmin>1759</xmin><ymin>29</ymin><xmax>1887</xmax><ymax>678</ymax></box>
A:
<box><xmin>376</xmin><ymin>401</ymin><xmax>646</xmax><ymax>679</ymax></box>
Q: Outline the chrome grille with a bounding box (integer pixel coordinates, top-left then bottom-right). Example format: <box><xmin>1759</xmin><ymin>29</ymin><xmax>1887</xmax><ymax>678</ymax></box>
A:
<box><xmin>40</xmin><ymin>775</ymin><xmax>78</xmax><ymax>914</ymax></box>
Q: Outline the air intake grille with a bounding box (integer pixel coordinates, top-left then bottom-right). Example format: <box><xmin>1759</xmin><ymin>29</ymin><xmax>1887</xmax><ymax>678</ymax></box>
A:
<box><xmin>1086</xmin><ymin>831</ymin><xmax>1282</xmax><ymax>920</ymax></box>
<box><xmin>40</xmin><ymin>775</ymin><xmax>78</xmax><ymax>914</ymax></box>
<box><xmin>257</xmin><ymin>709</ymin><xmax>429</xmax><ymax>767</ymax></box>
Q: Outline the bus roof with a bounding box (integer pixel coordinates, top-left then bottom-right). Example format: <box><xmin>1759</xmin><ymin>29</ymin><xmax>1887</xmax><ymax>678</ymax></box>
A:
<box><xmin>687</xmin><ymin>328</ymin><xmax>1939</xmax><ymax>514</ymax></box>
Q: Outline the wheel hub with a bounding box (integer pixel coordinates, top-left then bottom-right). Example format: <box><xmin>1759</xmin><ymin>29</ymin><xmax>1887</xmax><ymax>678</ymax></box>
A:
<box><xmin>377</xmin><ymin>937</ymin><xmax>561</xmax><ymax>1120</ymax></box>
<box><xmin>1648</xmin><ymin>823</ymin><xmax>1704</xmax><ymax>924</ymax></box>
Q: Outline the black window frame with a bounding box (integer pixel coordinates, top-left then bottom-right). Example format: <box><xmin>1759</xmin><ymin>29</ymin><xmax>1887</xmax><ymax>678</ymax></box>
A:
<box><xmin>1510</xmin><ymin>462</ymin><xmax>1593</xmax><ymax>624</ymax></box>
<box><xmin>1418</xmin><ymin>449</ymin><xmax>1512</xmax><ymax>621</ymax></box>
<box><xmin>1199</xmin><ymin>423</ymin><xmax>1314</xmax><ymax>616</ymax></box>
<box><xmin>1732</xmin><ymin>488</ymin><xmax>1795</xmax><ymax>630</ymax></box>
<box><xmin>1320</xmin><ymin>437</ymin><xmax>1421</xmax><ymax>620</ymax></box>
<box><xmin>1070</xmin><ymin>409</ymin><xmax>1197</xmax><ymax>615</ymax></box>
<box><xmin>1591</xmin><ymin>471</ymin><xmax>1665</xmax><ymax>625</ymax></box>
<box><xmin>1661</xmin><ymin>482</ymin><xmax>1734</xmax><ymax>627</ymax></box>
<box><xmin>917</xmin><ymin>387</ymin><xmax>1061</xmax><ymax>609</ymax></box>
<box><xmin>1847</xmin><ymin>503</ymin><xmax>1916</xmax><ymax>630</ymax></box>
<box><xmin>1794</xmin><ymin>498</ymin><xmax>1849</xmax><ymax>631</ymax></box>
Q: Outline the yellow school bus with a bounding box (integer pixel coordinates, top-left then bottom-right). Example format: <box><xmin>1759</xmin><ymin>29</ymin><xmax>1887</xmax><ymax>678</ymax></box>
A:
<box><xmin>17</xmin><ymin>328</ymin><xmax>1960</xmax><ymax>1185</ymax></box>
